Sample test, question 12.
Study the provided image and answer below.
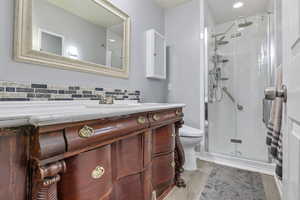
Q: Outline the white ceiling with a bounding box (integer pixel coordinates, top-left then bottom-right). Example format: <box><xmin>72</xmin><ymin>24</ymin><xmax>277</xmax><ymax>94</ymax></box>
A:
<box><xmin>208</xmin><ymin>0</ymin><xmax>270</xmax><ymax>24</ymax></box>
<box><xmin>154</xmin><ymin>0</ymin><xmax>192</xmax><ymax>8</ymax></box>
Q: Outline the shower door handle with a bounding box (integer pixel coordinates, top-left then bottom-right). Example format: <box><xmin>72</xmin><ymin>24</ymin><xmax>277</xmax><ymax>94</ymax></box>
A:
<box><xmin>264</xmin><ymin>85</ymin><xmax>287</xmax><ymax>102</ymax></box>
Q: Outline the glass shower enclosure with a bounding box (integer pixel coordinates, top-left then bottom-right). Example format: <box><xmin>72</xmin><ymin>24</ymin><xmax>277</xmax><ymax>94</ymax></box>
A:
<box><xmin>205</xmin><ymin>13</ymin><xmax>276</xmax><ymax>163</ymax></box>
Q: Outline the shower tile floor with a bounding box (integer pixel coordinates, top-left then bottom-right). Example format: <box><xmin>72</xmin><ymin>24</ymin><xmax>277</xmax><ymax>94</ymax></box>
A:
<box><xmin>164</xmin><ymin>160</ymin><xmax>280</xmax><ymax>200</ymax></box>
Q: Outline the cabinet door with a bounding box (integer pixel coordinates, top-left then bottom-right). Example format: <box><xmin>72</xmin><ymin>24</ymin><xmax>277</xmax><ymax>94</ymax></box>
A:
<box><xmin>114</xmin><ymin>173</ymin><xmax>144</xmax><ymax>200</ymax></box>
<box><xmin>115</xmin><ymin>135</ymin><xmax>143</xmax><ymax>179</ymax></box>
<box><xmin>152</xmin><ymin>125</ymin><xmax>175</xmax><ymax>155</ymax></box>
<box><xmin>58</xmin><ymin>145</ymin><xmax>113</xmax><ymax>200</ymax></box>
<box><xmin>114</xmin><ymin>134</ymin><xmax>145</xmax><ymax>200</ymax></box>
<box><xmin>146</xmin><ymin>29</ymin><xmax>166</xmax><ymax>80</ymax></box>
<box><xmin>154</xmin><ymin>32</ymin><xmax>166</xmax><ymax>78</ymax></box>
<box><xmin>152</xmin><ymin>153</ymin><xmax>175</xmax><ymax>197</ymax></box>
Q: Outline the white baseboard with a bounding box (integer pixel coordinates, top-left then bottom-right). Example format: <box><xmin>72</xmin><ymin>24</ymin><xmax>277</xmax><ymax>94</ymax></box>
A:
<box><xmin>196</xmin><ymin>152</ymin><xmax>275</xmax><ymax>175</ymax></box>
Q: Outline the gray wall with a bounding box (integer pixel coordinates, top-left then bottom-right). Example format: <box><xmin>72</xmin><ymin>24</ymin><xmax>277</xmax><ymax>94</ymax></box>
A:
<box><xmin>0</xmin><ymin>0</ymin><xmax>167</xmax><ymax>102</ymax></box>
<box><xmin>32</xmin><ymin>0</ymin><xmax>106</xmax><ymax>65</ymax></box>
<box><xmin>32</xmin><ymin>0</ymin><xmax>107</xmax><ymax>65</ymax></box>
<box><xmin>165</xmin><ymin>0</ymin><xmax>202</xmax><ymax>129</ymax></box>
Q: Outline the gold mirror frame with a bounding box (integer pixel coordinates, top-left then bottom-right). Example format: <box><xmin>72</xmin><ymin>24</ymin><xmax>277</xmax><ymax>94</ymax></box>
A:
<box><xmin>14</xmin><ymin>0</ymin><xmax>131</xmax><ymax>78</ymax></box>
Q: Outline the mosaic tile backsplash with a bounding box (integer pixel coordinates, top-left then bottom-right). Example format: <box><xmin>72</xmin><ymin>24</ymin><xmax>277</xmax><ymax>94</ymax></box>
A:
<box><xmin>0</xmin><ymin>81</ymin><xmax>140</xmax><ymax>101</ymax></box>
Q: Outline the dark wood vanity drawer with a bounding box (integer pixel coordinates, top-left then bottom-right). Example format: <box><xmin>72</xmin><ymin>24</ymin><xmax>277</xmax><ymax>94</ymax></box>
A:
<box><xmin>115</xmin><ymin>134</ymin><xmax>143</xmax><ymax>179</ymax></box>
<box><xmin>58</xmin><ymin>145</ymin><xmax>113</xmax><ymax>200</ymax></box>
<box><xmin>114</xmin><ymin>173</ymin><xmax>144</xmax><ymax>200</ymax></box>
<box><xmin>152</xmin><ymin>153</ymin><xmax>175</xmax><ymax>197</ymax></box>
<box><xmin>32</xmin><ymin>130</ymin><xmax>66</xmax><ymax>160</ymax></box>
<box><xmin>149</xmin><ymin>108</ymin><xmax>183</xmax><ymax>126</ymax></box>
<box><xmin>65</xmin><ymin>114</ymin><xmax>149</xmax><ymax>151</ymax></box>
<box><xmin>152</xmin><ymin>124</ymin><xmax>175</xmax><ymax>155</ymax></box>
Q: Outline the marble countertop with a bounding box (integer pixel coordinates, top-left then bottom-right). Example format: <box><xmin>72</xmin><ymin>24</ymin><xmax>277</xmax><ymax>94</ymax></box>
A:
<box><xmin>0</xmin><ymin>101</ymin><xmax>185</xmax><ymax>128</ymax></box>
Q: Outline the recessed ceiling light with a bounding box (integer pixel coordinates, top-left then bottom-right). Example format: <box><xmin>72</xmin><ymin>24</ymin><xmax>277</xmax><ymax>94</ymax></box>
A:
<box><xmin>109</xmin><ymin>39</ymin><xmax>116</xmax><ymax>42</ymax></box>
<box><xmin>233</xmin><ymin>1</ymin><xmax>244</xmax><ymax>9</ymax></box>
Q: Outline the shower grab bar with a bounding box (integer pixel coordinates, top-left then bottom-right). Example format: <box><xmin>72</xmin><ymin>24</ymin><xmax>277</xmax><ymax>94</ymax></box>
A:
<box><xmin>222</xmin><ymin>87</ymin><xmax>244</xmax><ymax>111</ymax></box>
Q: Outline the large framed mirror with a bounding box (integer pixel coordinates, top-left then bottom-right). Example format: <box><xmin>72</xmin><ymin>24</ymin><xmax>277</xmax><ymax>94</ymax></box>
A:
<box><xmin>14</xmin><ymin>0</ymin><xmax>130</xmax><ymax>78</ymax></box>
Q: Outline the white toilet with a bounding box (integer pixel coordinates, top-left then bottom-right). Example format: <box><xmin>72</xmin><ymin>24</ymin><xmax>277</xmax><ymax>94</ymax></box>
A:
<box><xmin>179</xmin><ymin>125</ymin><xmax>203</xmax><ymax>171</ymax></box>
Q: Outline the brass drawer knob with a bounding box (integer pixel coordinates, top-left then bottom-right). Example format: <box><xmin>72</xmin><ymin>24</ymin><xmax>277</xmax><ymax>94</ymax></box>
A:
<box><xmin>91</xmin><ymin>166</ymin><xmax>105</xmax><ymax>179</ymax></box>
<box><xmin>79</xmin><ymin>125</ymin><xmax>95</xmax><ymax>138</ymax></box>
<box><xmin>137</xmin><ymin>116</ymin><xmax>146</xmax><ymax>124</ymax></box>
<box><xmin>153</xmin><ymin>114</ymin><xmax>160</xmax><ymax>121</ymax></box>
<box><xmin>171</xmin><ymin>161</ymin><xmax>176</xmax><ymax>168</ymax></box>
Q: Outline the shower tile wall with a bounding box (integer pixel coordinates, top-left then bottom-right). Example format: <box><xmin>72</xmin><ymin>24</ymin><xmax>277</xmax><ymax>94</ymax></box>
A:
<box><xmin>208</xmin><ymin>15</ymin><xmax>270</xmax><ymax>162</ymax></box>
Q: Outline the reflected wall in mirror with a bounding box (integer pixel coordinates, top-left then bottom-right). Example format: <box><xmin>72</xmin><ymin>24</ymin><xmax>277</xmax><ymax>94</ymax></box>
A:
<box><xmin>14</xmin><ymin>0</ymin><xmax>130</xmax><ymax>78</ymax></box>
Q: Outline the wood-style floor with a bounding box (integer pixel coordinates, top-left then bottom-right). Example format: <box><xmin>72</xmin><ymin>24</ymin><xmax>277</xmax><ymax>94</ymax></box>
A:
<box><xmin>165</xmin><ymin>160</ymin><xmax>281</xmax><ymax>200</ymax></box>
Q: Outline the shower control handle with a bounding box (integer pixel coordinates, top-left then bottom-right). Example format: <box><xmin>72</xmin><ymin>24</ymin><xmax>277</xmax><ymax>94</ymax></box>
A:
<box><xmin>264</xmin><ymin>85</ymin><xmax>287</xmax><ymax>102</ymax></box>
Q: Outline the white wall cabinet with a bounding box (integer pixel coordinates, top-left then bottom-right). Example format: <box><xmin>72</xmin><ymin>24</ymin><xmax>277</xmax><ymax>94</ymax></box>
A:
<box><xmin>146</xmin><ymin>29</ymin><xmax>166</xmax><ymax>80</ymax></box>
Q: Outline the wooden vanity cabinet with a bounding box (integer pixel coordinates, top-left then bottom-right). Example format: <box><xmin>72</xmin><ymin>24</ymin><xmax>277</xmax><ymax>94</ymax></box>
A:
<box><xmin>0</xmin><ymin>108</ymin><xmax>185</xmax><ymax>200</ymax></box>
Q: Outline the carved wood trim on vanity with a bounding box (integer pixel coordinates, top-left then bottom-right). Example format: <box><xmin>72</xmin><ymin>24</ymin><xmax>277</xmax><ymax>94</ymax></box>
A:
<box><xmin>32</xmin><ymin>160</ymin><xmax>66</xmax><ymax>200</ymax></box>
<box><xmin>174</xmin><ymin>120</ymin><xmax>186</xmax><ymax>188</ymax></box>
<box><xmin>0</xmin><ymin>108</ymin><xmax>185</xmax><ymax>200</ymax></box>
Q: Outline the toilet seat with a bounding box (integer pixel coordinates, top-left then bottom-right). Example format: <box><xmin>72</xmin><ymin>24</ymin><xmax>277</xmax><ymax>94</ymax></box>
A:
<box><xmin>179</xmin><ymin>125</ymin><xmax>203</xmax><ymax>138</ymax></box>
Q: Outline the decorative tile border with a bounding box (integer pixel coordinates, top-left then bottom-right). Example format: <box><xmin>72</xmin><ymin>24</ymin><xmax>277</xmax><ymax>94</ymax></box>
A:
<box><xmin>0</xmin><ymin>81</ymin><xmax>140</xmax><ymax>102</ymax></box>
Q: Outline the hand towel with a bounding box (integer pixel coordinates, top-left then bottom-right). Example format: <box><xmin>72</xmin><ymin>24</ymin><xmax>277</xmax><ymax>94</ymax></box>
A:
<box><xmin>266</xmin><ymin>67</ymin><xmax>283</xmax><ymax>180</ymax></box>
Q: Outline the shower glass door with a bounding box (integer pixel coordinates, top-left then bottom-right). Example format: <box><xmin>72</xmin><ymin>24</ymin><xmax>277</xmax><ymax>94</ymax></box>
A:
<box><xmin>207</xmin><ymin>14</ymin><xmax>273</xmax><ymax>162</ymax></box>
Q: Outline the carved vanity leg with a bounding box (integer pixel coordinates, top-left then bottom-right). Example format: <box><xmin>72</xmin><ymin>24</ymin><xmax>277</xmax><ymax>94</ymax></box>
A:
<box><xmin>32</xmin><ymin>160</ymin><xmax>66</xmax><ymax>200</ymax></box>
<box><xmin>174</xmin><ymin>120</ymin><xmax>186</xmax><ymax>188</ymax></box>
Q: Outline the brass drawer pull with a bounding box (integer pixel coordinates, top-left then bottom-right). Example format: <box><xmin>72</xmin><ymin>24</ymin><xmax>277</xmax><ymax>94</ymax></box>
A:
<box><xmin>79</xmin><ymin>125</ymin><xmax>95</xmax><ymax>138</ymax></box>
<box><xmin>91</xmin><ymin>166</ymin><xmax>105</xmax><ymax>179</ymax></box>
<box><xmin>171</xmin><ymin>161</ymin><xmax>176</xmax><ymax>168</ymax></box>
<box><xmin>137</xmin><ymin>116</ymin><xmax>146</xmax><ymax>124</ymax></box>
<box><xmin>153</xmin><ymin>114</ymin><xmax>160</xmax><ymax>121</ymax></box>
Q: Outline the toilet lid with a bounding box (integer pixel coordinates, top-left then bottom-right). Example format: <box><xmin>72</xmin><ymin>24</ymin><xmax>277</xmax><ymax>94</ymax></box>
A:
<box><xmin>179</xmin><ymin>125</ymin><xmax>203</xmax><ymax>137</ymax></box>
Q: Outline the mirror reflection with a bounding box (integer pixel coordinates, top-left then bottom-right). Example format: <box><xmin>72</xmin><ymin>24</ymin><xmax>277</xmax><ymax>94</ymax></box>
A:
<box><xmin>32</xmin><ymin>0</ymin><xmax>124</xmax><ymax>69</ymax></box>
